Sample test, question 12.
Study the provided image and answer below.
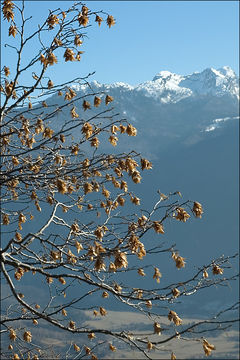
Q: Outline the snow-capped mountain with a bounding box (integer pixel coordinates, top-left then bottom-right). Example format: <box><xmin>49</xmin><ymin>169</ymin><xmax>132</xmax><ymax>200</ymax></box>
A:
<box><xmin>42</xmin><ymin>66</ymin><xmax>239</xmax><ymax>159</ymax></box>
<box><xmin>58</xmin><ymin>66</ymin><xmax>238</xmax><ymax>158</ymax></box>
<box><xmin>72</xmin><ymin>66</ymin><xmax>239</xmax><ymax>103</ymax></box>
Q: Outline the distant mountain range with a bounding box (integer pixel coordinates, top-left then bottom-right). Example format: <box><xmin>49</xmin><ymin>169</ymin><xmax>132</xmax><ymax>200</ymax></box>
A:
<box><xmin>74</xmin><ymin>65</ymin><xmax>239</xmax><ymax>102</ymax></box>
<box><xmin>45</xmin><ymin>66</ymin><xmax>239</xmax><ymax>159</ymax></box>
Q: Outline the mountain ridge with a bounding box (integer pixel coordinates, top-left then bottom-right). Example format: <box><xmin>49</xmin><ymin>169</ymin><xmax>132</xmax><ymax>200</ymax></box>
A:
<box><xmin>40</xmin><ymin>65</ymin><xmax>239</xmax><ymax>160</ymax></box>
<box><xmin>72</xmin><ymin>66</ymin><xmax>239</xmax><ymax>103</ymax></box>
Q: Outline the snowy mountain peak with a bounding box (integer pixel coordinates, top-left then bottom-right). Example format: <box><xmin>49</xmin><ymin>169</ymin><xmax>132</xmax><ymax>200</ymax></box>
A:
<box><xmin>152</xmin><ymin>66</ymin><xmax>237</xmax><ymax>82</ymax></box>
<box><xmin>178</xmin><ymin>67</ymin><xmax>238</xmax><ymax>98</ymax></box>
<box><xmin>152</xmin><ymin>70</ymin><xmax>181</xmax><ymax>81</ymax></box>
<box><xmin>217</xmin><ymin>66</ymin><xmax>236</xmax><ymax>78</ymax></box>
<box><xmin>140</xmin><ymin>66</ymin><xmax>239</xmax><ymax>102</ymax></box>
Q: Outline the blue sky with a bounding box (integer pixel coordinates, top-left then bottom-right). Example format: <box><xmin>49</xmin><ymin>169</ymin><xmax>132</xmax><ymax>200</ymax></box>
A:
<box><xmin>1</xmin><ymin>1</ymin><xmax>239</xmax><ymax>85</ymax></box>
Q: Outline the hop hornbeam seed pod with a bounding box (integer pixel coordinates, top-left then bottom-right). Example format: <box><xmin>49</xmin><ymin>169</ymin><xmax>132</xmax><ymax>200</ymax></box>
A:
<box><xmin>154</xmin><ymin>322</ymin><xmax>161</xmax><ymax>335</ymax></box>
<box><xmin>81</xmin><ymin>122</ymin><xmax>93</xmax><ymax>139</ymax></box>
<box><xmin>203</xmin><ymin>269</ymin><xmax>209</xmax><ymax>278</ymax></box>
<box><xmin>212</xmin><ymin>264</ymin><xmax>224</xmax><ymax>275</ymax></box>
<box><xmin>153</xmin><ymin>221</ymin><xmax>164</xmax><ymax>234</ymax></box>
<box><xmin>75</xmin><ymin>241</ymin><xmax>83</xmax><ymax>253</ymax></box>
<box><xmin>9</xmin><ymin>24</ymin><xmax>17</xmax><ymax>37</ymax></box>
<box><xmin>138</xmin><ymin>268</ymin><xmax>146</xmax><ymax>276</ymax></box>
<box><xmin>131</xmin><ymin>170</ymin><xmax>141</xmax><ymax>183</ymax></box>
<box><xmin>2</xmin><ymin>0</ymin><xmax>15</xmax><ymax>22</ymax></box>
<box><xmin>172</xmin><ymin>288</ymin><xmax>181</xmax><ymax>298</ymax></box>
<box><xmin>64</xmin><ymin>48</ymin><xmax>75</xmax><ymax>62</ymax></box>
<box><xmin>2</xmin><ymin>213</ymin><xmax>10</xmax><ymax>225</ymax></box>
<box><xmin>99</xmin><ymin>307</ymin><xmax>107</xmax><ymax>316</ymax></box>
<box><xmin>202</xmin><ymin>339</ymin><xmax>216</xmax><ymax>356</ymax></box>
<box><xmin>69</xmin><ymin>88</ymin><xmax>76</xmax><ymax>98</ymax></box>
<box><xmin>71</xmin><ymin>106</ymin><xmax>79</xmax><ymax>118</ymax></box>
<box><xmin>109</xmin><ymin>135</ymin><xmax>118</xmax><ymax>146</ymax></box>
<box><xmin>46</xmin><ymin>276</ymin><xmax>53</xmax><ymax>284</ymax></box>
<box><xmin>43</xmin><ymin>127</ymin><xmax>54</xmax><ymax>138</ymax></box>
<box><xmin>9</xmin><ymin>328</ymin><xmax>17</xmax><ymax>341</ymax></box>
<box><xmin>58</xmin><ymin>277</ymin><xmax>66</xmax><ymax>285</ymax></box>
<box><xmin>91</xmin><ymin>137</ymin><xmax>100</xmax><ymax>147</ymax></box>
<box><xmin>94</xmin><ymin>96</ymin><xmax>101</xmax><ymax>107</ymax></box>
<box><xmin>74</xmin><ymin>343</ymin><xmax>80</xmax><ymax>352</ymax></box>
<box><xmin>172</xmin><ymin>252</ymin><xmax>186</xmax><ymax>269</ymax></box>
<box><xmin>147</xmin><ymin>341</ymin><xmax>153</xmax><ymax>351</ymax></box>
<box><xmin>111</xmin><ymin>125</ymin><xmax>119</xmax><ymax>134</ymax></box>
<box><xmin>174</xmin><ymin>207</ymin><xmax>190</xmax><ymax>222</ymax></box>
<box><xmin>76</xmin><ymin>51</ymin><xmax>84</xmax><ymax>61</ymax></box>
<box><xmin>192</xmin><ymin>201</ymin><xmax>203</xmax><ymax>218</ymax></box>
<box><xmin>138</xmin><ymin>215</ymin><xmax>147</xmax><ymax>227</ymax></box>
<box><xmin>64</xmin><ymin>91</ymin><xmax>71</xmax><ymax>100</ymax></box>
<box><xmin>114</xmin><ymin>251</ymin><xmax>128</xmax><ymax>269</ymax></box>
<box><xmin>54</xmin><ymin>37</ymin><xmax>62</xmax><ymax>46</ymax></box>
<box><xmin>46</xmin><ymin>52</ymin><xmax>58</xmax><ymax>66</ymax></box>
<box><xmin>146</xmin><ymin>300</ymin><xmax>152</xmax><ymax>308</ymax></box>
<box><xmin>74</xmin><ymin>35</ymin><xmax>82</xmax><ymax>46</ymax></box>
<box><xmin>141</xmin><ymin>158</ymin><xmax>152</xmax><ymax>170</ymax></box>
<box><xmin>106</xmin><ymin>15</ymin><xmax>115</xmax><ymax>28</ymax></box>
<box><xmin>168</xmin><ymin>310</ymin><xmax>182</xmax><ymax>326</ymax></box>
<box><xmin>18</xmin><ymin>212</ymin><xmax>26</xmax><ymax>224</ymax></box>
<box><xmin>95</xmin><ymin>15</ymin><xmax>103</xmax><ymax>26</ymax></box>
<box><xmin>105</xmin><ymin>94</ymin><xmax>114</xmax><ymax>105</ymax></box>
<box><xmin>14</xmin><ymin>267</ymin><xmax>24</xmax><ymax>280</ymax></box>
<box><xmin>83</xmin><ymin>100</ymin><xmax>91</xmax><ymax>110</ymax></box>
<box><xmin>109</xmin><ymin>262</ymin><xmax>116</xmax><ymax>272</ymax></box>
<box><xmin>15</xmin><ymin>232</ymin><xmax>22</xmax><ymax>242</ymax></box>
<box><xmin>69</xmin><ymin>320</ymin><xmax>76</xmax><ymax>329</ymax></box>
<box><xmin>5</xmin><ymin>80</ymin><xmax>13</xmax><ymax>95</ymax></box>
<box><xmin>60</xmin><ymin>134</ymin><xmax>65</xmax><ymax>142</ymax></box>
<box><xmin>12</xmin><ymin>156</ymin><xmax>19</xmax><ymax>166</ymax></box>
<box><xmin>23</xmin><ymin>331</ymin><xmax>32</xmax><ymax>342</ymax></box>
<box><xmin>126</xmin><ymin>124</ymin><xmax>137</xmax><ymax>136</ymax></box>
<box><xmin>71</xmin><ymin>223</ymin><xmax>80</xmax><ymax>233</ymax></box>
<box><xmin>47</xmin><ymin>14</ymin><xmax>59</xmax><ymax>29</ymax></box>
<box><xmin>131</xmin><ymin>196</ymin><xmax>140</xmax><ymax>205</ymax></box>
<box><xmin>102</xmin><ymin>291</ymin><xmax>109</xmax><ymax>298</ymax></box>
<box><xmin>117</xmin><ymin>196</ymin><xmax>125</xmax><ymax>206</ymax></box>
<box><xmin>78</xmin><ymin>14</ymin><xmax>89</xmax><ymax>27</ymax></box>
<box><xmin>153</xmin><ymin>267</ymin><xmax>162</xmax><ymax>283</ymax></box>
<box><xmin>57</xmin><ymin>179</ymin><xmax>67</xmax><ymax>194</ymax></box>
<box><xmin>85</xmin><ymin>346</ymin><xmax>91</xmax><ymax>355</ymax></box>
<box><xmin>88</xmin><ymin>332</ymin><xmax>95</xmax><ymax>340</ymax></box>
<box><xmin>136</xmin><ymin>289</ymin><xmax>143</xmax><ymax>299</ymax></box>
<box><xmin>94</xmin><ymin>256</ymin><xmax>106</xmax><ymax>271</ymax></box>
<box><xmin>47</xmin><ymin>80</ymin><xmax>54</xmax><ymax>89</ymax></box>
<box><xmin>109</xmin><ymin>343</ymin><xmax>116</xmax><ymax>351</ymax></box>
